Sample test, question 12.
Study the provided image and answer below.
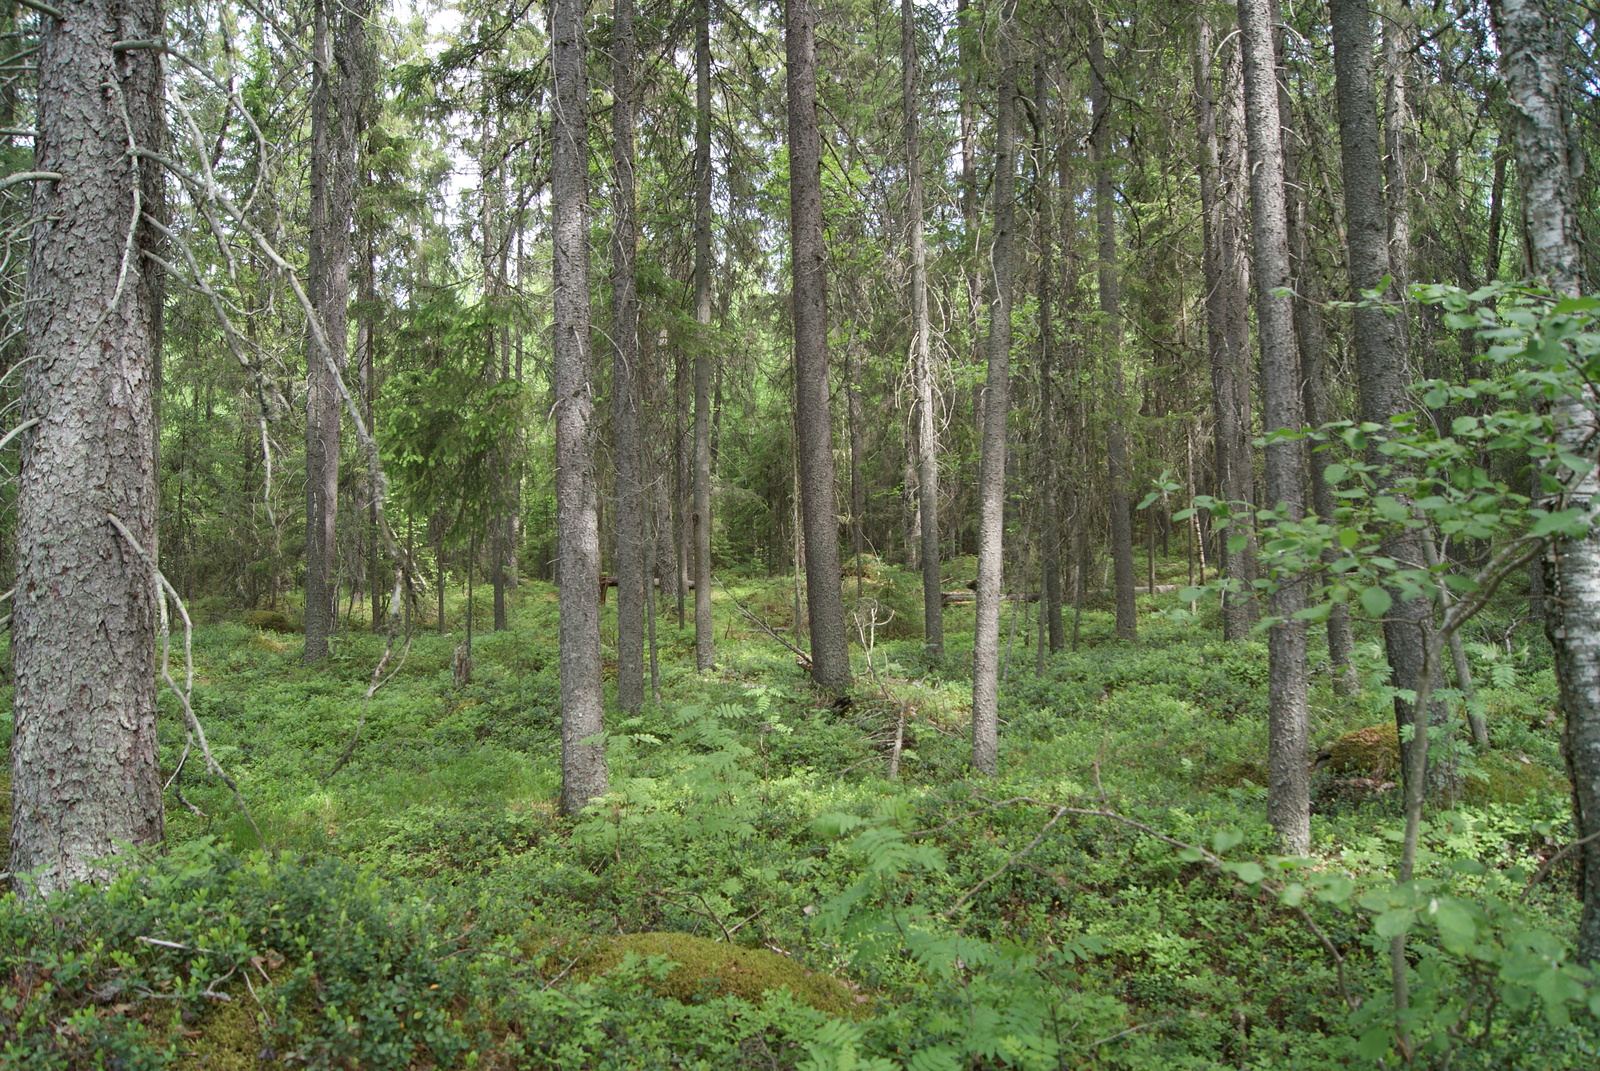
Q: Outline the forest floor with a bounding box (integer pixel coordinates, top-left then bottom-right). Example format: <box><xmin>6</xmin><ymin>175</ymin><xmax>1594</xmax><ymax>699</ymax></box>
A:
<box><xmin>1</xmin><ymin>556</ymin><xmax>1594</xmax><ymax>1069</ymax></box>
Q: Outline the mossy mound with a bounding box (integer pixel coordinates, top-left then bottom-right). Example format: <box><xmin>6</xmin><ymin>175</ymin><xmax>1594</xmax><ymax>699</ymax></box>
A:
<box><xmin>1327</xmin><ymin>722</ymin><xmax>1400</xmax><ymax>780</ymax></box>
<box><xmin>242</xmin><ymin>610</ymin><xmax>297</xmax><ymax>634</ymax></box>
<box><xmin>1463</xmin><ymin>752</ymin><xmax>1568</xmax><ymax>805</ymax></box>
<box><xmin>575</xmin><ymin>931</ymin><xmax>862</xmax><ymax>1017</ymax></box>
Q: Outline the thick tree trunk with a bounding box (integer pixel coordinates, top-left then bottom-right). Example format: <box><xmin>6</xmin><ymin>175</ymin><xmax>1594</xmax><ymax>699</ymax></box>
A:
<box><xmin>786</xmin><ymin>0</ymin><xmax>851</xmax><ymax>693</ymax></box>
<box><xmin>552</xmin><ymin>0</ymin><xmax>607</xmax><ymax>814</ymax></box>
<box><xmin>1194</xmin><ymin>14</ymin><xmax>1258</xmax><ymax>641</ymax></box>
<box><xmin>612</xmin><ymin>0</ymin><xmax>645</xmax><ymax>713</ymax></box>
<box><xmin>692</xmin><ymin>0</ymin><xmax>715</xmax><ymax>671</ymax></box>
<box><xmin>1090</xmin><ymin>18</ymin><xmax>1137</xmax><ymax>642</ymax></box>
<box><xmin>303</xmin><ymin>0</ymin><xmax>368</xmax><ymax>663</ymax></box>
<box><xmin>1239</xmin><ymin>0</ymin><xmax>1310</xmax><ymax>854</ymax></box>
<box><xmin>1331</xmin><ymin>0</ymin><xmax>1445</xmax><ymax>788</ymax></box>
<box><xmin>971</xmin><ymin>0</ymin><xmax>1018</xmax><ymax>776</ymax></box>
<box><xmin>1492</xmin><ymin>0</ymin><xmax>1600</xmax><ymax>964</ymax></box>
<box><xmin>905</xmin><ymin>0</ymin><xmax>942</xmax><ymax>660</ymax></box>
<box><xmin>10</xmin><ymin>0</ymin><xmax>167</xmax><ymax>892</ymax></box>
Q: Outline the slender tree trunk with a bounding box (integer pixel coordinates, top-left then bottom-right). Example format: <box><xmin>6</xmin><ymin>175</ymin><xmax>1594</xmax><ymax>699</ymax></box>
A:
<box><xmin>786</xmin><ymin>0</ymin><xmax>851</xmax><ymax>693</ymax></box>
<box><xmin>904</xmin><ymin>0</ymin><xmax>942</xmax><ymax>661</ymax></box>
<box><xmin>1194</xmin><ymin>14</ymin><xmax>1258</xmax><ymax>640</ymax></box>
<box><xmin>692</xmin><ymin>0</ymin><xmax>715</xmax><ymax>671</ymax></box>
<box><xmin>612</xmin><ymin>0</ymin><xmax>645</xmax><ymax>713</ymax></box>
<box><xmin>972</xmin><ymin>0</ymin><xmax>1018</xmax><ymax>776</ymax></box>
<box><xmin>1090</xmin><ymin>17</ymin><xmax>1137</xmax><ymax>642</ymax></box>
<box><xmin>1034</xmin><ymin>62</ymin><xmax>1063</xmax><ymax>655</ymax></box>
<box><xmin>1492</xmin><ymin>0</ymin><xmax>1600</xmax><ymax>964</ymax></box>
<box><xmin>848</xmin><ymin>338</ymin><xmax>864</xmax><ymax>597</ymax></box>
<box><xmin>1277</xmin><ymin>44</ymin><xmax>1358</xmax><ymax>691</ymax></box>
<box><xmin>552</xmin><ymin>0</ymin><xmax>607</xmax><ymax>814</ymax></box>
<box><xmin>1331</xmin><ymin>0</ymin><xmax>1444</xmax><ymax>788</ymax></box>
<box><xmin>1239</xmin><ymin>0</ymin><xmax>1310</xmax><ymax>854</ymax></box>
<box><xmin>10</xmin><ymin>0</ymin><xmax>167</xmax><ymax>891</ymax></box>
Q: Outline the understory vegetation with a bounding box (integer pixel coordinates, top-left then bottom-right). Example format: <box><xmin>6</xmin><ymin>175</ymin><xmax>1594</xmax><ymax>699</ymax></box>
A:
<box><xmin>1</xmin><ymin>563</ymin><xmax>1594</xmax><ymax>1069</ymax></box>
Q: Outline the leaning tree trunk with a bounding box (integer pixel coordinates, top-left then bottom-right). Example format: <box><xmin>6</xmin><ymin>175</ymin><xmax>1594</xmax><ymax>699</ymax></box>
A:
<box><xmin>1239</xmin><ymin>0</ymin><xmax>1310</xmax><ymax>855</ymax></box>
<box><xmin>1492</xmin><ymin>0</ymin><xmax>1600</xmax><ymax>964</ymax></box>
<box><xmin>786</xmin><ymin>0</ymin><xmax>851</xmax><ymax>693</ymax></box>
<box><xmin>1090</xmin><ymin>16</ymin><xmax>1137</xmax><ymax>642</ymax></box>
<box><xmin>552</xmin><ymin>0</ymin><xmax>607</xmax><ymax>814</ymax></box>
<box><xmin>691</xmin><ymin>0</ymin><xmax>715</xmax><ymax>672</ymax></box>
<box><xmin>971</xmin><ymin>0</ymin><xmax>1018</xmax><ymax>776</ymax></box>
<box><xmin>10</xmin><ymin>0</ymin><xmax>167</xmax><ymax>892</ymax></box>
<box><xmin>1330</xmin><ymin>0</ymin><xmax>1447</xmax><ymax>790</ymax></box>
<box><xmin>612</xmin><ymin>0</ymin><xmax>645</xmax><ymax>714</ymax></box>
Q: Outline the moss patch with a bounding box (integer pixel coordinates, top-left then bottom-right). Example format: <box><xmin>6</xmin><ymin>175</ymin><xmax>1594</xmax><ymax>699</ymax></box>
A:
<box><xmin>574</xmin><ymin>932</ymin><xmax>863</xmax><ymax>1017</ymax></box>
<box><xmin>1463</xmin><ymin>752</ymin><xmax>1569</xmax><ymax>805</ymax></box>
<box><xmin>1327</xmin><ymin>722</ymin><xmax>1400</xmax><ymax>780</ymax></box>
<box><xmin>177</xmin><ymin>991</ymin><xmax>272</xmax><ymax>1070</ymax></box>
<box><xmin>242</xmin><ymin>610</ymin><xmax>296</xmax><ymax>634</ymax></box>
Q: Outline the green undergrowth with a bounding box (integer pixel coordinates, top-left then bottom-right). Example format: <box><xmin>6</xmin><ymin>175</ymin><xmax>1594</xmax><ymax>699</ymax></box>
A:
<box><xmin>1</xmin><ymin>577</ymin><xmax>1594</xmax><ymax>1068</ymax></box>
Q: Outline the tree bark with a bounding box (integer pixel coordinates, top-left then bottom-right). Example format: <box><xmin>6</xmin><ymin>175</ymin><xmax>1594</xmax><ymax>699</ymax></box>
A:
<box><xmin>1090</xmin><ymin>16</ymin><xmax>1137</xmax><ymax>642</ymax></box>
<box><xmin>553</xmin><ymin>0</ymin><xmax>607</xmax><ymax>814</ymax></box>
<box><xmin>1034</xmin><ymin>61</ymin><xmax>1063</xmax><ymax>656</ymax></box>
<box><xmin>1194</xmin><ymin>14</ymin><xmax>1258</xmax><ymax>641</ymax></box>
<box><xmin>1492</xmin><ymin>0</ymin><xmax>1600</xmax><ymax>963</ymax></box>
<box><xmin>612</xmin><ymin>0</ymin><xmax>645</xmax><ymax>713</ymax></box>
<box><xmin>692</xmin><ymin>0</ymin><xmax>715</xmax><ymax>672</ymax></box>
<box><xmin>303</xmin><ymin>0</ymin><xmax>368</xmax><ymax>663</ymax></box>
<box><xmin>11</xmin><ymin>0</ymin><xmax>167</xmax><ymax>892</ymax></box>
<box><xmin>906</xmin><ymin>0</ymin><xmax>942</xmax><ymax>660</ymax></box>
<box><xmin>1239</xmin><ymin>0</ymin><xmax>1310</xmax><ymax>854</ymax></box>
<box><xmin>1331</xmin><ymin>0</ymin><xmax>1444</xmax><ymax>788</ymax></box>
<box><xmin>786</xmin><ymin>0</ymin><xmax>851</xmax><ymax>693</ymax></box>
<box><xmin>972</xmin><ymin>0</ymin><xmax>1018</xmax><ymax>776</ymax></box>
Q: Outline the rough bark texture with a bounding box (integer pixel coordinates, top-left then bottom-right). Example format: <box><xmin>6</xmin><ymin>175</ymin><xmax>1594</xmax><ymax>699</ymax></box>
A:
<box><xmin>1195</xmin><ymin>15</ymin><xmax>1259</xmax><ymax>641</ymax></box>
<box><xmin>692</xmin><ymin>0</ymin><xmax>714</xmax><ymax>672</ymax></box>
<box><xmin>786</xmin><ymin>0</ymin><xmax>851</xmax><ymax>693</ymax></box>
<box><xmin>1090</xmin><ymin>18</ymin><xmax>1137</xmax><ymax>642</ymax></box>
<box><xmin>1492</xmin><ymin>0</ymin><xmax>1600</xmax><ymax>963</ymax></box>
<box><xmin>612</xmin><ymin>0</ymin><xmax>644</xmax><ymax>714</ymax></box>
<box><xmin>303</xmin><ymin>0</ymin><xmax>368</xmax><ymax>663</ymax></box>
<box><xmin>553</xmin><ymin>0</ymin><xmax>607</xmax><ymax>814</ymax></box>
<box><xmin>11</xmin><ymin>0</ymin><xmax>167</xmax><ymax>892</ymax></box>
<box><xmin>1330</xmin><ymin>0</ymin><xmax>1442</xmax><ymax>784</ymax></box>
<box><xmin>971</xmin><ymin>0</ymin><xmax>1018</xmax><ymax>776</ymax></box>
<box><xmin>1239</xmin><ymin>0</ymin><xmax>1310</xmax><ymax>854</ymax></box>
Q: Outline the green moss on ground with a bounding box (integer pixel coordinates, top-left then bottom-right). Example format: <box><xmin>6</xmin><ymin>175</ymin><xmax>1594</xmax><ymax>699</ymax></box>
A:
<box><xmin>574</xmin><ymin>932</ymin><xmax>863</xmax><ymax>1017</ymax></box>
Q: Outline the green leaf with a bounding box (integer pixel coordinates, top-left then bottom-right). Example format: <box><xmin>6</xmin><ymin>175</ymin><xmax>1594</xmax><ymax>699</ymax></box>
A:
<box><xmin>1373</xmin><ymin>908</ymin><xmax>1415</xmax><ymax>938</ymax></box>
<box><xmin>1227</xmin><ymin>534</ymin><xmax>1249</xmax><ymax>554</ymax></box>
<box><xmin>1356</xmin><ymin>1027</ymin><xmax>1393</xmax><ymax>1060</ymax></box>
<box><xmin>1553</xmin><ymin>295</ymin><xmax>1600</xmax><ymax>315</ymax></box>
<box><xmin>1292</xmin><ymin>603</ymin><xmax>1332</xmax><ymax>623</ymax></box>
<box><xmin>1225</xmin><ymin>861</ymin><xmax>1266</xmax><ymax>884</ymax></box>
<box><xmin>1338</xmin><ymin>528</ymin><xmax>1361</xmax><ymax>549</ymax></box>
<box><xmin>1316</xmin><ymin>877</ymin><xmax>1354</xmax><ymax>905</ymax></box>
<box><xmin>1430</xmin><ymin>899</ymin><xmax>1477</xmax><ymax>952</ymax></box>
<box><xmin>1359</xmin><ymin>586</ymin><xmax>1393</xmax><ymax>617</ymax></box>
<box><xmin>1212</xmin><ymin>829</ymin><xmax>1244</xmax><ymax>854</ymax></box>
<box><xmin>1176</xmin><ymin>846</ymin><xmax>1203</xmax><ymax>862</ymax></box>
<box><xmin>1279</xmin><ymin>882</ymin><xmax>1305</xmax><ymax>907</ymax></box>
